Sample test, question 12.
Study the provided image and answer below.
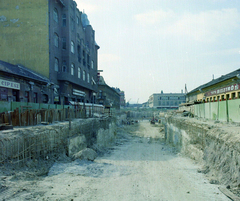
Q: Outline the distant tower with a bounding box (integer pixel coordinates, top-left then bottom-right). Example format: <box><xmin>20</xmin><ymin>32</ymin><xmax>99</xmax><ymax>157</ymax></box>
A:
<box><xmin>185</xmin><ymin>84</ymin><xmax>188</xmax><ymax>93</ymax></box>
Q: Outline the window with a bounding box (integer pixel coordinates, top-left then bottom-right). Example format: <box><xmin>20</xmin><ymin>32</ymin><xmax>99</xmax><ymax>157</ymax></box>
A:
<box><xmin>83</xmin><ymin>70</ymin><xmax>86</xmax><ymax>81</ymax></box>
<box><xmin>226</xmin><ymin>94</ymin><xmax>230</xmax><ymax>100</ymax></box>
<box><xmin>82</xmin><ymin>50</ymin><xmax>85</xmax><ymax>66</ymax></box>
<box><xmin>62</xmin><ymin>14</ymin><xmax>66</xmax><ymax>26</ymax></box>
<box><xmin>77</xmin><ymin>45</ymin><xmax>81</xmax><ymax>62</ymax></box>
<box><xmin>62</xmin><ymin>37</ymin><xmax>66</xmax><ymax>49</ymax></box>
<box><xmin>54</xmin><ymin>33</ymin><xmax>59</xmax><ymax>47</ymax></box>
<box><xmin>33</xmin><ymin>92</ymin><xmax>38</xmax><ymax>103</ymax></box>
<box><xmin>71</xmin><ymin>63</ymin><xmax>75</xmax><ymax>75</ymax></box>
<box><xmin>54</xmin><ymin>58</ymin><xmax>59</xmax><ymax>71</ymax></box>
<box><xmin>77</xmin><ymin>16</ymin><xmax>79</xmax><ymax>25</ymax></box>
<box><xmin>232</xmin><ymin>92</ymin><xmax>236</xmax><ymax>99</ymax></box>
<box><xmin>87</xmin><ymin>54</ymin><xmax>90</xmax><ymax>67</ymax></box>
<box><xmin>25</xmin><ymin>91</ymin><xmax>29</xmax><ymax>102</ymax></box>
<box><xmin>78</xmin><ymin>67</ymin><xmax>81</xmax><ymax>78</ymax></box>
<box><xmin>43</xmin><ymin>94</ymin><xmax>48</xmax><ymax>103</ymax></box>
<box><xmin>87</xmin><ymin>73</ymin><xmax>90</xmax><ymax>83</ymax></box>
<box><xmin>62</xmin><ymin>60</ymin><xmax>67</xmax><ymax>72</ymax></box>
<box><xmin>71</xmin><ymin>41</ymin><xmax>75</xmax><ymax>53</ymax></box>
<box><xmin>53</xmin><ymin>8</ymin><xmax>58</xmax><ymax>23</ymax></box>
<box><xmin>71</xmin><ymin>17</ymin><xmax>75</xmax><ymax>31</ymax></box>
<box><xmin>91</xmin><ymin>60</ymin><xmax>94</xmax><ymax>69</ymax></box>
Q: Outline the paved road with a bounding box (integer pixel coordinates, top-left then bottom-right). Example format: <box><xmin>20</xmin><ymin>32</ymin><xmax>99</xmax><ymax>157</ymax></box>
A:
<box><xmin>1</xmin><ymin>120</ymin><xmax>230</xmax><ymax>201</ymax></box>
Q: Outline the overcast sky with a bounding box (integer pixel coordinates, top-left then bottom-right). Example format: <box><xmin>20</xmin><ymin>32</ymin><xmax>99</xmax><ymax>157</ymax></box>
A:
<box><xmin>76</xmin><ymin>0</ymin><xmax>240</xmax><ymax>104</ymax></box>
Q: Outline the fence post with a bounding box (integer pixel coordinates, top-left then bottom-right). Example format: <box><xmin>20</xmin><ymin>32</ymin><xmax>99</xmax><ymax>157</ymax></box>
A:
<box><xmin>226</xmin><ymin>99</ymin><xmax>229</xmax><ymax>122</ymax></box>
<box><xmin>68</xmin><ymin>107</ymin><xmax>71</xmax><ymax>130</ymax></box>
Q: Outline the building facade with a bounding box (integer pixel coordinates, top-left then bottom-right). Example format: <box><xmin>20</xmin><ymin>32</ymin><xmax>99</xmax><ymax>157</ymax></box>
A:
<box><xmin>97</xmin><ymin>77</ymin><xmax>120</xmax><ymax>109</ymax></box>
<box><xmin>119</xmin><ymin>91</ymin><xmax>126</xmax><ymax>107</ymax></box>
<box><xmin>112</xmin><ymin>87</ymin><xmax>125</xmax><ymax>107</ymax></box>
<box><xmin>0</xmin><ymin>0</ymin><xmax>99</xmax><ymax>104</ymax></box>
<box><xmin>148</xmin><ymin>91</ymin><xmax>186</xmax><ymax>109</ymax></box>
<box><xmin>0</xmin><ymin>60</ymin><xmax>51</xmax><ymax>103</ymax></box>
<box><xmin>186</xmin><ymin>69</ymin><xmax>240</xmax><ymax>103</ymax></box>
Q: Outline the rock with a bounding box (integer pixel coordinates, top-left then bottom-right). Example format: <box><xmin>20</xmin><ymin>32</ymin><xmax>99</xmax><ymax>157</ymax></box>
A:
<box><xmin>210</xmin><ymin>179</ymin><xmax>219</xmax><ymax>184</ymax></box>
<box><xmin>72</xmin><ymin>148</ymin><xmax>97</xmax><ymax>161</ymax></box>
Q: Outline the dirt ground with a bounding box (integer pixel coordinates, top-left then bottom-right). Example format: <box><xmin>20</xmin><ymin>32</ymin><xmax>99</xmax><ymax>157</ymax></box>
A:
<box><xmin>0</xmin><ymin>120</ymin><xmax>230</xmax><ymax>201</ymax></box>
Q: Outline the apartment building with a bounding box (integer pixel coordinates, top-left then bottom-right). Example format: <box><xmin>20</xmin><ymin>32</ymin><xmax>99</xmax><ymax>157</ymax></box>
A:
<box><xmin>0</xmin><ymin>0</ymin><xmax>99</xmax><ymax>104</ymax></box>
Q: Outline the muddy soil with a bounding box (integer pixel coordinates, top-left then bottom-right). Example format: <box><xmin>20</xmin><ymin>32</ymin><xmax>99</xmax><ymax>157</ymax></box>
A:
<box><xmin>0</xmin><ymin>120</ymin><xmax>230</xmax><ymax>201</ymax></box>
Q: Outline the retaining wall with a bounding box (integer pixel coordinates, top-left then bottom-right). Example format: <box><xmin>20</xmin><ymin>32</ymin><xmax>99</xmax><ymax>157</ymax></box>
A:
<box><xmin>0</xmin><ymin>114</ymin><xmax>126</xmax><ymax>166</ymax></box>
<box><xmin>165</xmin><ymin>115</ymin><xmax>240</xmax><ymax>187</ymax></box>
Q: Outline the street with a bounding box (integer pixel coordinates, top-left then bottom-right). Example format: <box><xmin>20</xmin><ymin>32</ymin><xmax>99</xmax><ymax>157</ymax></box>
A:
<box><xmin>0</xmin><ymin>120</ymin><xmax>229</xmax><ymax>201</ymax></box>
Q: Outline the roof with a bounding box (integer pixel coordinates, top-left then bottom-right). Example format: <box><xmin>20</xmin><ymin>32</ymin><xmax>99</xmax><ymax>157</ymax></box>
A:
<box><xmin>0</xmin><ymin>60</ymin><xmax>50</xmax><ymax>84</ymax></box>
<box><xmin>152</xmin><ymin>93</ymin><xmax>186</xmax><ymax>96</ymax></box>
<box><xmin>188</xmin><ymin>68</ymin><xmax>240</xmax><ymax>94</ymax></box>
<box><xmin>98</xmin><ymin>76</ymin><xmax>106</xmax><ymax>85</ymax></box>
<box><xmin>81</xmin><ymin>12</ymin><xmax>90</xmax><ymax>27</ymax></box>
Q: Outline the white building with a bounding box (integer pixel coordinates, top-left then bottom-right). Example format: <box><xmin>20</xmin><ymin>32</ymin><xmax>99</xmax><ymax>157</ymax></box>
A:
<box><xmin>148</xmin><ymin>91</ymin><xmax>186</xmax><ymax>109</ymax></box>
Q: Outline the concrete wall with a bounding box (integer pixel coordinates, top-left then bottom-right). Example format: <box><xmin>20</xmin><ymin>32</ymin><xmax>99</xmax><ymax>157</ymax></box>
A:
<box><xmin>0</xmin><ymin>114</ymin><xmax>126</xmax><ymax>164</ymax></box>
<box><xmin>165</xmin><ymin>115</ymin><xmax>240</xmax><ymax>187</ymax></box>
<box><xmin>194</xmin><ymin>99</ymin><xmax>240</xmax><ymax>122</ymax></box>
<box><xmin>0</xmin><ymin>0</ymin><xmax>49</xmax><ymax>78</ymax></box>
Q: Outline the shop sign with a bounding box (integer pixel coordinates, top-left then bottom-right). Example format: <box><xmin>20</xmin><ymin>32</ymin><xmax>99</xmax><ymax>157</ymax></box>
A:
<box><xmin>0</xmin><ymin>79</ymin><xmax>20</xmax><ymax>90</ymax></box>
<box><xmin>205</xmin><ymin>83</ymin><xmax>240</xmax><ymax>97</ymax></box>
<box><xmin>54</xmin><ymin>96</ymin><xmax>59</xmax><ymax>102</ymax></box>
<box><xmin>73</xmin><ymin>89</ymin><xmax>86</xmax><ymax>97</ymax></box>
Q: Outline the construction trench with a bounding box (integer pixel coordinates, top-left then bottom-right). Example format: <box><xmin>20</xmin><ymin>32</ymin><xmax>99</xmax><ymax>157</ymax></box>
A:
<box><xmin>0</xmin><ymin>111</ymin><xmax>239</xmax><ymax>200</ymax></box>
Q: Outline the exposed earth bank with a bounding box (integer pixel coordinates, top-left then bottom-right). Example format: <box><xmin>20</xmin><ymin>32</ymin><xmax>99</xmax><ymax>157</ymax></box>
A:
<box><xmin>0</xmin><ymin>120</ymin><xmax>230</xmax><ymax>201</ymax></box>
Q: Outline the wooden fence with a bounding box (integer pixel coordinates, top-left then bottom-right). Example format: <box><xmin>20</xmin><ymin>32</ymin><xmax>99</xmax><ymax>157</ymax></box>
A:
<box><xmin>0</xmin><ymin>102</ymin><xmax>105</xmax><ymax>128</ymax></box>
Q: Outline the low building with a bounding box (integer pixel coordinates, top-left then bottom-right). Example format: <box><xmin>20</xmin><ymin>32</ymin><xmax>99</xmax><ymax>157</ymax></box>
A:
<box><xmin>112</xmin><ymin>87</ymin><xmax>125</xmax><ymax>107</ymax></box>
<box><xmin>186</xmin><ymin>69</ymin><xmax>240</xmax><ymax>103</ymax></box>
<box><xmin>97</xmin><ymin>77</ymin><xmax>120</xmax><ymax>109</ymax></box>
<box><xmin>148</xmin><ymin>91</ymin><xmax>186</xmax><ymax>109</ymax></box>
<box><xmin>0</xmin><ymin>60</ymin><xmax>51</xmax><ymax>103</ymax></box>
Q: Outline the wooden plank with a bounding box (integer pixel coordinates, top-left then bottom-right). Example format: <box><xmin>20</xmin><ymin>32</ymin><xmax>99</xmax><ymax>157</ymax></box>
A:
<box><xmin>219</xmin><ymin>186</ymin><xmax>240</xmax><ymax>201</ymax></box>
<box><xmin>0</xmin><ymin>113</ymin><xmax>4</xmax><ymax>124</ymax></box>
<box><xmin>15</xmin><ymin>108</ymin><xmax>19</xmax><ymax>126</ymax></box>
<box><xmin>37</xmin><ymin>113</ymin><xmax>41</xmax><ymax>125</ymax></box>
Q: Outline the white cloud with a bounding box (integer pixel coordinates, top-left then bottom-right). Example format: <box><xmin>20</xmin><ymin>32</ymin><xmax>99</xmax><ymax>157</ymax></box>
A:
<box><xmin>134</xmin><ymin>9</ymin><xmax>175</xmax><ymax>25</ymax></box>
<box><xmin>135</xmin><ymin>8</ymin><xmax>240</xmax><ymax>42</ymax></box>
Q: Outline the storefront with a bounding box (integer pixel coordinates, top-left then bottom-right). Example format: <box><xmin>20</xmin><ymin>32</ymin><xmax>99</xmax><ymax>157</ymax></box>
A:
<box><xmin>0</xmin><ymin>79</ymin><xmax>20</xmax><ymax>101</ymax></box>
